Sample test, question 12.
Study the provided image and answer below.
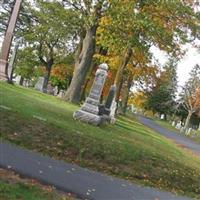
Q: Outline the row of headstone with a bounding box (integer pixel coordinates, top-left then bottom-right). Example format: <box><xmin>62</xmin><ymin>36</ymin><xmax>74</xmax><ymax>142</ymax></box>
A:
<box><xmin>34</xmin><ymin>77</ymin><xmax>65</xmax><ymax>98</ymax></box>
<box><xmin>14</xmin><ymin>75</ymin><xmax>64</xmax><ymax>99</ymax></box>
<box><xmin>73</xmin><ymin>63</ymin><xmax>117</xmax><ymax>125</ymax></box>
<box><xmin>172</xmin><ymin>120</ymin><xmax>195</xmax><ymax>135</ymax></box>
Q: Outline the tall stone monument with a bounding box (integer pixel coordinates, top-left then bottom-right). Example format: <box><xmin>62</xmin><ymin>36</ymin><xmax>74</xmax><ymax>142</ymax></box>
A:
<box><xmin>73</xmin><ymin>63</ymin><xmax>108</xmax><ymax>125</ymax></box>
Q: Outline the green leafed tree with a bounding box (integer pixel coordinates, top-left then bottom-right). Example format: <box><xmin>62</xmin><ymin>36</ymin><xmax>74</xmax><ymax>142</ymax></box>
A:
<box><xmin>21</xmin><ymin>0</ymin><xmax>79</xmax><ymax>92</ymax></box>
<box><xmin>144</xmin><ymin>62</ymin><xmax>178</xmax><ymax>119</ymax></box>
<box><xmin>14</xmin><ymin>47</ymin><xmax>39</xmax><ymax>80</ymax></box>
<box><xmin>98</xmin><ymin>0</ymin><xmax>200</xmax><ymax>103</ymax></box>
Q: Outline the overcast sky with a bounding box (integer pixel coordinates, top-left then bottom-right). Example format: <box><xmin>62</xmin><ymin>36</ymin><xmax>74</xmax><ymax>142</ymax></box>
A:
<box><xmin>151</xmin><ymin>43</ymin><xmax>200</xmax><ymax>88</ymax></box>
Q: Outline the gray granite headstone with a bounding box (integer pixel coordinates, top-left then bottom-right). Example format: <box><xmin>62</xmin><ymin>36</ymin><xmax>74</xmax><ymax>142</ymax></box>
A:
<box><xmin>34</xmin><ymin>77</ymin><xmax>45</xmax><ymax>92</ymax></box>
<box><xmin>15</xmin><ymin>75</ymin><xmax>22</xmax><ymax>85</ymax></box>
<box><xmin>47</xmin><ymin>84</ymin><xmax>54</xmax><ymax>95</ymax></box>
<box><xmin>58</xmin><ymin>90</ymin><xmax>65</xmax><ymax>98</ymax></box>
<box><xmin>73</xmin><ymin>63</ymin><xmax>108</xmax><ymax>125</ymax></box>
<box><xmin>23</xmin><ymin>79</ymin><xmax>29</xmax><ymax>87</ymax></box>
<box><xmin>53</xmin><ymin>86</ymin><xmax>58</xmax><ymax>96</ymax></box>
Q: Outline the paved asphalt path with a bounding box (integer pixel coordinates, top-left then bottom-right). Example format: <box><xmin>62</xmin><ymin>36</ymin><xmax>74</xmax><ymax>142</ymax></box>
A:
<box><xmin>138</xmin><ymin>116</ymin><xmax>200</xmax><ymax>155</ymax></box>
<box><xmin>0</xmin><ymin>142</ymin><xmax>191</xmax><ymax>200</ymax></box>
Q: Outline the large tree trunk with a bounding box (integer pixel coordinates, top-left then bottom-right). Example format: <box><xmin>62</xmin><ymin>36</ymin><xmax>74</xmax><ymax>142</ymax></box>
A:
<box><xmin>183</xmin><ymin>110</ymin><xmax>193</xmax><ymax>133</ymax></box>
<box><xmin>114</xmin><ymin>48</ymin><xmax>132</xmax><ymax>102</ymax></box>
<box><xmin>64</xmin><ymin>25</ymin><xmax>97</xmax><ymax>103</ymax></box>
<box><xmin>43</xmin><ymin>61</ymin><xmax>53</xmax><ymax>93</ymax></box>
<box><xmin>80</xmin><ymin>78</ymin><xmax>90</xmax><ymax>101</ymax></box>
<box><xmin>74</xmin><ymin>29</ymin><xmax>86</xmax><ymax>64</ymax></box>
<box><xmin>121</xmin><ymin>74</ymin><xmax>133</xmax><ymax>115</ymax></box>
<box><xmin>115</xmin><ymin>76</ymin><xmax>124</xmax><ymax>114</ymax></box>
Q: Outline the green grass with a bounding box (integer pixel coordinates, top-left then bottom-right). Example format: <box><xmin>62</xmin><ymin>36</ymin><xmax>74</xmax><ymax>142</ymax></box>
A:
<box><xmin>1</xmin><ymin>83</ymin><xmax>200</xmax><ymax>198</ymax></box>
<box><xmin>155</xmin><ymin>119</ymin><xmax>200</xmax><ymax>143</ymax></box>
<box><xmin>0</xmin><ymin>181</ymin><xmax>63</xmax><ymax>200</ymax></box>
<box><xmin>0</xmin><ymin>168</ymin><xmax>74</xmax><ymax>200</ymax></box>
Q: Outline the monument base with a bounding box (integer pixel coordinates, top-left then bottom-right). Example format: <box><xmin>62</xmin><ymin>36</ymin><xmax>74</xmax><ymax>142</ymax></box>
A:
<box><xmin>73</xmin><ymin>110</ymin><xmax>102</xmax><ymax>125</ymax></box>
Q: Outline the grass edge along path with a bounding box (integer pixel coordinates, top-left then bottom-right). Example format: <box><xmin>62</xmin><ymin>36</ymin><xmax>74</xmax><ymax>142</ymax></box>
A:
<box><xmin>155</xmin><ymin>119</ymin><xmax>200</xmax><ymax>144</ymax></box>
<box><xmin>0</xmin><ymin>168</ymin><xmax>75</xmax><ymax>200</ymax></box>
<box><xmin>1</xmin><ymin>83</ymin><xmax>200</xmax><ymax>199</ymax></box>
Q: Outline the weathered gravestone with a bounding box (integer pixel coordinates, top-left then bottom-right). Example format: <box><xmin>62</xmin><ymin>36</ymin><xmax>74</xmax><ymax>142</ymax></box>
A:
<box><xmin>15</xmin><ymin>75</ymin><xmax>22</xmax><ymax>85</ymax></box>
<box><xmin>110</xmin><ymin>100</ymin><xmax>117</xmax><ymax>124</ymax></box>
<box><xmin>53</xmin><ymin>86</ymin><xmax>58</xmax><ymax>96</ymax></box>
<box><xmin>58</xmin><ymin>90</ymin><xmax>65</xmax><ymax>98</ymax></box>
<box><xmin>23</xmin><ymin>79</ymin><xmax>30</xmax><ymax>87</ymax></box>
<box><xmin>175</xmin><ymin>121</ymin><xmax>182</xmax><ymax>130</ymax></box>
<box><xmin>34</xmin><ymin>77</ymin><xmax>45</xmax><ymax>92</ymax></box>
<box><xmin>172</xmin><ymin>121</ymin><xmax>176</xmax><ymax>127</ymax></box>
<box><xmin>73</xmin><ymin>63</ymin><xmax>108</xmax><ymax>125</ymax></box>
<box><xmin>47</xmin><ymin>84</ymin><xmax>54</xmax><ymax>95</ymax></box>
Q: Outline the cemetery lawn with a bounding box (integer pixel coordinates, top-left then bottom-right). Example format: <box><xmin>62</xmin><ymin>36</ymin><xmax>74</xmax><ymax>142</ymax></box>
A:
<box><xmin>1</xmin><ymin>83</ymin><xmax>200</xmax><ymax>199</ymax></box>
<box><xmin>0</xmin><ymin>168</ymin><xmax>74</xmax><ymax>200</ymax></box>
<box><xmin>155</xmin><ymin>120</ymin><xmax>200</xmax><ymax>144</ymax></box>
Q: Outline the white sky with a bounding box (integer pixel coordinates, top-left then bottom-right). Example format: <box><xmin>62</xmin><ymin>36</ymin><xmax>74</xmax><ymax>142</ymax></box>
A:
<box><xmin>151</xmin><ymin>44</ymin><xmax>200</xmax><ymax>87</ymax></box>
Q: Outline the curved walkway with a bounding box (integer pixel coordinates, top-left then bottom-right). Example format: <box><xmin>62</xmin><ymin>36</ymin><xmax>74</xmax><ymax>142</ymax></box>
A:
<box><xmin>0</xmin><ymin>142</ymin><xmax>190</xmax><ymax>200</ymax></box>
<box><xmin>138</xmin><ymin>116</ymin><xmax>200</xmax><ymax>155</ymax></box>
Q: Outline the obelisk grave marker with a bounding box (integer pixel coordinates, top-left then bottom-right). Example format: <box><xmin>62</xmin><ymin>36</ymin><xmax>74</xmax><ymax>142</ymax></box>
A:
<box><xmin>73</xmin><ymin>63</ymin><xmax>108</xmax><ymax>125</ymax></box>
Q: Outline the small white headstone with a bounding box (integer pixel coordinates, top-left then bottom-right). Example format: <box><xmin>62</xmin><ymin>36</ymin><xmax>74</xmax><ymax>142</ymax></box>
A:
<box><xmin>172</xmin><ymin>121</ymin><xmax>176</xmax><ymax>127</ymax></box>
<box><xmin>160</xmin><ymin>114</ymin><xmax>165</xmax><ymax>120</ymax></box>
<box><xmin>110</xmin><ymin>101</ymin><xmax>117</xmax><ymax>124</ymax></box>
<box><xmin>186</xmin><ymin>128</ymin><xmax>192</xmax><ymax>135</ymax></box>
<box><xmin>175</xmin><ymin>121</ymin><xmax>182</xmax><ymax>130</ymax></box>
